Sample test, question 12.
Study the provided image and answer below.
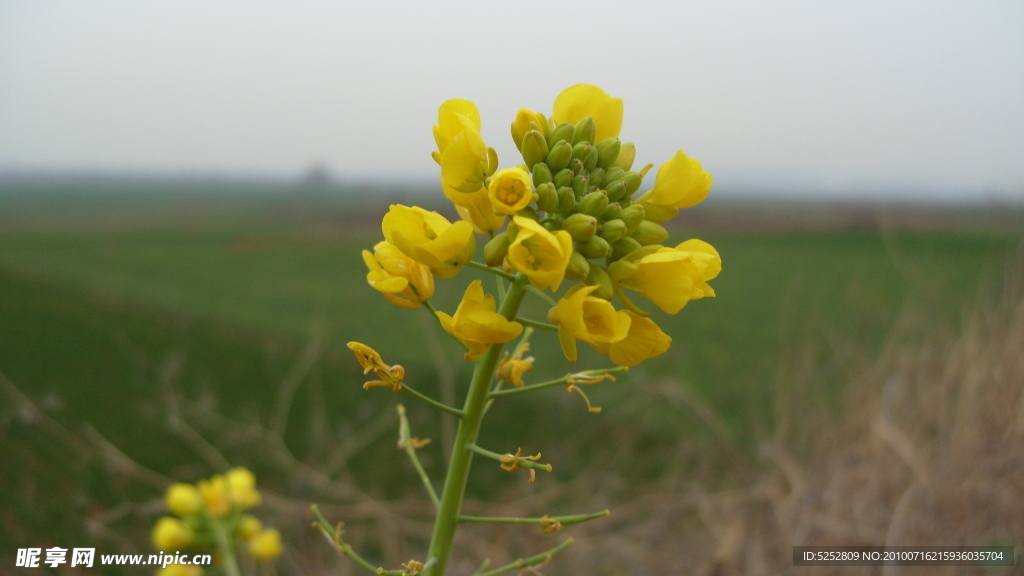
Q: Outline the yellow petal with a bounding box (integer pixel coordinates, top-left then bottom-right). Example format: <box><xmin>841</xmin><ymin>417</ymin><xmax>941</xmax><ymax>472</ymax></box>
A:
<box><xmin>488</xmin><ymin>167</ymin><xmax>534</xmax><ymax>215</ymax></box>
<box><xmin>591</xmin><ymin>312</ymin><xmax>671</xmax><ymax>367</ymax></box>
<box><xmin>552</xmin><ymin>84</ymin><xmax>623</xmax><ymax>142</ymax></box>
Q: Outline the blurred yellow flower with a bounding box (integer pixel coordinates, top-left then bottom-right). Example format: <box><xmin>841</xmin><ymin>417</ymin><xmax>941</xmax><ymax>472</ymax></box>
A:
<box><xmin>226</xmin><ymin>467</ymin><xmax>261</xmax><ymax>510</ymax></box>
<box><xmin>236</xmin><ymin>514</ymin><xmax>262</xmax><ymax>540</ymax></box>
<box><xmin>382</xmin><ymin>205</ymin><xmax>475</xmax><ymax>279</ymax></box>
<box><xmin>552</xmin><ymin>84</ymin><xmax>623</xmax><ymax>143</ymax></box>
<box><xmin>197</xmin><ymin>475</ymin><xmax>231</xmax><ymax>518</ymax></box>
<box><xmin>155</xmin><ymin>564</ymin><xmax>202</xmax><ymax>576</ymax></box>
<box><xmin>347</xmin><ymin>341</ymin><xmax>405</xmax><ymax>391</ymax></box>
<box><xmin>165</xmin><ymin>483</ymin><xmax>202</xmax><ymax>517</ymax></box>
<box><xmin>247</xmin><ymin>528</ymin><xmax>283</xmax><ymax>561</ymax></box>
<box><xmin>362</xmin><ymin>241</ymin><xmax>434</xmax><ymax>309</ymax></box>
<box><xmin>636</xmin><ymin>150</ymin><xmax>713</xmax><ymax>209</ymax></box>
<box><xmin>552</xmin><ymin>285</ymin><xmax>631</xmax><ymax>363</ymax></box>
<box><xmin>488</xmin><ymin>167</ymin><xmax>533</xmax><ymax>215</ymax></box>
<box><xmin>507</xmin><ymin>216</ymin><xmax>572</xmax><ymax>291</ymax></box>
<box><xmin>590</xmin><ymin>311</ymin><xmax>671</xmax><ymax>367</ymax></box>
<box><xmin>152</xmin><ymin>517</ymin><xmax>194</xmax><ymax>551</ymax></box>
<box><xmin>436</xmin><ymin>280</ymin><xmax>523</xmax><ymax>361</ymax></box>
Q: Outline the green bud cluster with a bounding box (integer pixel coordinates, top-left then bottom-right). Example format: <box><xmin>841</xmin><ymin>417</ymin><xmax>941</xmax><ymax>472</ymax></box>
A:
<box><xmin>508</xmin><ymin>115</ymin><xmax>669</xmax><ymax>300</ymax></box>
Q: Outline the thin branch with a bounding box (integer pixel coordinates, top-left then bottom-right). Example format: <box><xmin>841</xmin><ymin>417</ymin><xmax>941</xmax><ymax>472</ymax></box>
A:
<box><xmin>515</xmin><ymin>317</ymin><xmax>558</xmax><ymax>331</ymax></box>
<box><xmin>396</xmin><ymin>405</ymin><xmax>440</xmax><ymax>510</ymax></box>
<box><xmin>488</xmin><ymin>367</ymin><xmax>628</xmax><ymax>399</ymax></box>
<box><xmin>465</xmin><ymin>444</ymin><xmax>552</xmax><ymax>473</ymax></box>
<box><xmin>465</xmin><ymin>260</ymin><xmax>516</xmax><ymax>282</ymax></box>
<box><xmin>460</xmin><ymin>509</ymin><xmax>609</xmax><ymax>526</ymax></box>
<box><xmin>311</xmin><ymin>506</ymin><xmax>406</xmax><ymax>576</ymax></box>
<box><xmin>525</xmin><ymin>285</ymin><xmax>558</xmax><ymax>306</ymax></box>
<box><xmin>472</xmin><ymin>538</ymin><xmax>575</xmax><ymax>576</ymax></box>
<box><xmin>400</xmin><ymin>383</ymin><xmax>464</xmax><ymax>417</ymax></box>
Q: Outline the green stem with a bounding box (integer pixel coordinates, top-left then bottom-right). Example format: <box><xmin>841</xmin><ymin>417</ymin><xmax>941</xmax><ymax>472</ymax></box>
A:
<box><xmin>400</xmin><ymin>383</ymin><xmax>464</xmax><ymax>417</ymax></box>
<box><xmin>397</xmin><ymin>405</ymin><xmax>440</xmax><ymax>509</ymax></box>
<box><xmin>210</xmin><ymin>517</ymin><xmax>241</xmax><ymax>576</ymax></box>
<box><xmin>488</xmin><ymin>367</ymin><xmax>628</xmax><ymax>399</ymax></box>
<box><xmin>311</xmin><ymin>506</ymin><xmax>406</xmax><ymax>576</ymax></box>
<box><xmin>465</xmin><ymin>443</ymin><xmax>552</xmax><ymax>472</ymax></box>
<box><xmin>460</xmin><ymin>509</ymin><xmax>609</xmax><ymax>526</ymax></box>
<box><xmin>425</xmin><ymin>274</ymin><xmax>530</xmax><ymax>576</ymax></box>
<box><xmin>465</xmin><ymin>260</ymin><xmax>516</xmax><ymax>281</ymax></box>
<box><xmin>514</xmin><ymin>317</ymin><xmax>558</xmax><ymax>331</ymax></box>
<box><xmin>423</xmin><ymin>300</ymin><xmax>471</xmax><ymax>352</ymax></box>
<box><xmin>524</xmin><ymin>285</ymin><xmax>558</xmax><ymax>306</ymax></box>
<box><xmin>472</xmin><ymin>539</ymin><xmax>575</xmax><ymax>576</ymax></box>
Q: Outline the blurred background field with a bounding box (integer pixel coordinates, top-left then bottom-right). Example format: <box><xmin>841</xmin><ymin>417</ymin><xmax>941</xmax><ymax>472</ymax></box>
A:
<box><xmin>2</xmin><ymin>181</ymin><xmax>1022</xmax><ymax>575</ymax></box>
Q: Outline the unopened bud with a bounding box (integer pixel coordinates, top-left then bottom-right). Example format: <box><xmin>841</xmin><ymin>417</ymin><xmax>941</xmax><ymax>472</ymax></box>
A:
<box><xmin>610</xmin><ymin>236</ymin><xmax>642</xmax><ymax>260</ymax></box>
<box><xmin>506</xmin><ymin>221</ymin><xmax>519</xmax><ymax>243</ymax></box>
<box><xmin>589</xmin><ymin>168</ymin><xmax>605</xmax><ymax>188</ymax></box>
<box><xmin>553</xmin><ymin>168</ymin><xmax>574</xmax><ymax>189</ymax></box>
<box><xmin>542</xmin><ymin>213</ymin><xmax>564</xmax><ymax>231</ymax></box>
<box><xmin>577</xmin><ymin>190</ymin><xmax>609</xmax><ymax>217</ymax></box>
<box><xmin>545</xmin><ymin>140</ymin><xmax>573</xmax><ymax>171</ymax></box>
<box><xmin>618</xmin><ymin>171</ymin><xmax>643</xmax><ymax>197</ymax></box>
<box><xmin>563</xmin><ymin>213</ymin><xmax>598</xmax><ymax>242</ymax></box>
<box><xmin>571</xmin><ymin>175</ymin><xmax>588</xmax><ymax>197</ymax></box>
<box><xmin>571</xmin><ymin>142</ymin><xmax>591</xmax><ymax>162</ymax></box>
<box><xmin>487</xmin><ymin>147</ymin><xmax>499</xmax><ymax>177</ymax></box>
<box><xmin>536</xmin><ymin>182</ymin><xmax>558</xmax><ymax>212</ymax></box>
<box><xmin>601</xmin><ymin>167</ymin><xmax>624</xmax><ymax>187</ymax></box>
<box><xmin>619</xmin><ymin>204</ymin><xmax>646</xmax><ymax>234</ymax></box>
<box><xmin>557</xmin><ymin>186</ymin><xmax>576</xmax><ymax>212</ymax></box>
<box><xmin>547</xmin><ymin>123</ymin><xmax>574</xmax><ymax>148</ymax></box>
<box><xmin>583</xmin><ymin>146</ymin><xmax>599</xmax><ymax>171</ymax></box>
<box><xmin>599</xmin><ymin>219</ymin><xmax>627</xmax><ymax>243</ymax></box>
<box><xmin>484</xmin><ymin>232</ymin><xmax>510</xmax><ymax>267</ymax></box>
<box><xmin>567</xmin><ymin>158</ymin><xmax>585</xmax><ymax>177</ymax></box>
<box><xmin>611</xmin><ymin>142</ymin><xmax>635</xmax><ymax>170</ymax></box>
<box><xmin>577</xmin><ymin>235</ymin><xmax>611</xmax><ymax>259</ymax></box>
<box><xmin>572</xmin><ymin>116</ymin><xmax>596</xmax><ymax>145</ymax></box>
<box><xmin>531</xmin><ymin>162</ymin><xmax>552</xmax><ymax>186</ymax></box>
<box><xmin>605</xmin><ymin>180</ymin><xmax>628</xmax><ymax>202</ymax></box>
<box><xmin>585</xmin><ymin>265</ymin><xmax>614</xmax><ymax>300</ymax></box>
<box><xmin>631</xmin><ymin>220</ymin><xmax>668</xmax><ymax>245</ymax></box>
<box><xmin>607</xmin><ymin>260</ymin><xmax>638</xmax><ymax>281</ymax></box>
<box><xmin>638</xmin><ymin>202</ymin><xmax>679</xmax><ymax>223</ymax></box>
<box><xmin>564</xmin><ymin>250</ymin><xmax>591</xmax><ymax>281</ymax></box>
<box><xmin>521</xmin><ymin>130</ymin><xmax>548</xmax><ymax>169</ymax></box>
<box><xmin>600</xmin><ymin>202</ymin><xmax>622</xmax><ymax>220</ymax></box>
<box><xmin>595</xmin><ymin>138</ymin><xmax>621</xmax><ymax>169</ymax></box>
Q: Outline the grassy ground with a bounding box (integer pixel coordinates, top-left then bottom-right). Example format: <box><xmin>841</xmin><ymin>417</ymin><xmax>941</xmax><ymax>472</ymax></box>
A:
<box><xmin>0</xmin><ymin>187</ymin><xmax>1020</xmax><ymax>573</ymax></box>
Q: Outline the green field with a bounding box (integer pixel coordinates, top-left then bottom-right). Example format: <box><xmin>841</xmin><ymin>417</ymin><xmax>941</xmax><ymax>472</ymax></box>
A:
<box><xmin>1</xmin><ymin>187</ymin><xmax>1020</xmax><ymax>572</ymax></box>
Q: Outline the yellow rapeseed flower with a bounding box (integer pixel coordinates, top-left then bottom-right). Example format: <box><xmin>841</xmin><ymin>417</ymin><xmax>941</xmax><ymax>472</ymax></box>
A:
<box><xmin>510</xmin><ymin>108</ymin><xmax>548</xmax><ymax>149</ymax></box>
<box><xmin>433</xmin><ymin>99</ymin><xmax>481</xmax><ymax>154</ymax></box>
<box><xmin>362</xmin><ymin>241</ymin><xmax>434</xmax><ymax>309</ymax></box>
<box><xmin>347</xmin><ymin>341</ymin><xmax>405</xmax><ymax>391</ymax></box>
<box><xmin>507</xmin><ymin>216</ymin><xmax>572</xmax><ymax>292</ymax></box>
<box><xmin>552</xmin><ymin>285</ymin><xmax>631</xmax><ymax>363</ymax></box>
<box><xmin>236</xmin><ymin>515</ymin><xmax>262</xmax><ymax>540</ymax></box>
<box><xmin>636</xmin><ymin>150</ymin><xmax>713</xmax><ymax>209</ymax></box>
<box><xmin>197</xmin><ymin>475</ymin><xmax>231</xmax><ymax>518</ymax></box>
<box><xmin>165</xmin><ymin>483</ymin><xmax>202</xmax><ymax>517</ymax></box>
<box><xmin>435</xmin><ymin>280</ymin><xmax>523</xmax><ymax>361</ymax></box>
<box><xmin>616</xmin><ymin>240</ymin><xmax>721</xmax><ymax>314</ymax></box>
<box><xmin>382</xmin><ymin>205</ymin><xmax>475</xmax><ymax>279</ymax></box>
<box><xmin>441</xmin><ymin>180</ymin><xmax>506</xmax><ymax>234</ymax></box>
<box><xmin>152</xmin><ymin>517</ymin><xmax>194</xmax><ymax>551</ymax></box>
<box><xmin>488</xmin><ymin>167</ymin><xmax>534</xmax><ymax>215</ymax></box>
<box><xmin>496</xmin><ymin>343</ymin><xmax>534</xmax><ymax>387</ymax></box>
<box><xmin>552</xmin><ymin>84</ymin><xmax>624</xmax><ymax>143</ymax></box>
<box><xmin>590</xmin><ymin>311</ymin><xmax>671</xmax><ymax>367</ymax></box>
<box><xmin>247</xmin><ymin>528</ymin><xmax>283</xmax><ymax>561</ymax></box>
<box><xmin>226</xmin><ymin>467</ymin><xmax>261</xmax><ymax>510</ymax></box>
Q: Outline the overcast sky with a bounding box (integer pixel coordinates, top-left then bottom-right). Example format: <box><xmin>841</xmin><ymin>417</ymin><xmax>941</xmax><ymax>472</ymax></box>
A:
<box><xmin>1</xmin><ymin>1</ymin><xmax>1022</xmax><ymax>199</ymax></box>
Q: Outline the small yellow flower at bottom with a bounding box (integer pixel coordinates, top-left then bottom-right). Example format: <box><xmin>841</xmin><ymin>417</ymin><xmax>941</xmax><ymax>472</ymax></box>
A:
<box><xmin>347</xmin><ymin>342</ymin><xmax>405</xmax><ymax>391</ymax></box>
<box><xmin>152</xmin><ymin>517</ymin><xmax>194</xmax><ymax>551</ymax></box>
<box><xmin>435</xmin><ymin>280</ymin><xmax>523</xmax><ymax>361</ymax></box>
<box><xmin>247</xmin><ymin>528</ymin><xmax>283</xmax><ymax>561</ymax></box>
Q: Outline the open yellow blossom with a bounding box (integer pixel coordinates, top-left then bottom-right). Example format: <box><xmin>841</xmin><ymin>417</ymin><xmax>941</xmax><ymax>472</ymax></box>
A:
<box><xmin>347</xmin><ymin>341</ymin><xmax>405</xmax><ymax>391</ymax></box>
<box><xmin>382</xmin><ymin>205</ymin><xmax>475</xmax><ymax>279</ymax></box>
<box><xmin>247</xmin><ymin>528</ymin><xmax>283</xmax><ymax>561</ymax></box>
<box><xmin>197</xmin><ymin>475</ymin><xmax>231</xmax><ymax>518</ymax></box>
<box><xmin>590</xmin><ymin>312</ymin><xmax>672</xmax><ymax>367</ymax></box>
<box><xmin>435</xmin><ymin>280</ymin><xmax>523</xmax><ymax>361</ymax></box>
<box><xmin>152</xmin><ymin>517</ymin><xmax>193</xmax><ymax>551</ymax></box>
<box><xmin>552</xmin><ymin>285</ymin><xmax>631</xmax><ymax>363</ymax></box>
<box><xmin>226</xmin><ymin>467</ymin><xmax>261</xmax><ymax>510</ymax></box>
<box><xmin>497</xmin><ymin>343</ymin><xmax>534</xmax><ymax>387</ymax></box>
<box><xmin>488</xmin><ymin>167</ymin><xmax>534</xmax><ymax>215</ymax></box>
<box><xmin>363</xmin><ymin>241</ymin><xmax>434</xmax><ymax>309</ymax></box>
<box><xmin>165</xmin><ymin>483</ymin><xmax>202</xmax><ymax>517</ymax></box>
<box><xmin>156</xmin><ymin>565</ymin><xmax>203</xmax><ymax>576</ymax></box>
<box><xmin>617</xmin><ymin>240</ymin><xmax>721</xmax><ymax>314</ymax></box>
<box><xmin>433</xmin><ymin>99</ymin><xmax>481</xmax><ymax>154</ymax></box>
<box><xmin>636</xmin><ymin>150</ymin><xmax>713</xmax><ymax>209</ymax></box>
<box><xmin>552</xmin><ymin>84</ymin><xmax>623</xmax><ymax>143</ymax></box>
<box><xmin>507</xmin><ymin>216</ymin><xmax>572</xmax><ymax>291</ymax></box>
<box><xmin>511</xmin><ymin>108</ymin><xmax>547</xmax><ymax>149</ymax></box>
<box><xmin>442</xmin><ymin>180</ymin><xmax>506</xmax><ymax>234</ymax></box>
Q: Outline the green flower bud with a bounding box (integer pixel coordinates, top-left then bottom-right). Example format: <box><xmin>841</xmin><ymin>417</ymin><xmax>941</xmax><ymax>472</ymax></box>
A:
<box><xmin>567</xmin><ymin>158</ymin><xmax>585</xmax><ymax>177</ymax></box>
<box><xmin>557</xmin><ymin>186</ymin><xmax>576</xmax><ymax>213</ymax></box>
<box><xmin>631</xmin><ymin>220</ymin><xmax>669</xmax><ymax>245</ymax></box>
<box><xmin>577</xmin><ymin>235</ymin><xmax>612</xmax><ymax>259</ymax></box>
<box><xmin>611</xmin><ymin>142</ymin><xmax>635</xmax><ymax>170</ymax></box>
<box><xmin>601</xmin><ymin>167</ymin><xmax>624</xmax><ymax>187</ymax></box>
<box><xmin>553</xmin><ymin>168</ymin><xmax>574</xmax><ymax>189</ymax></box>
<box><xmin>583</xmin><ymin>146</ymin><xmax>600</xmax><ymax>171</ymax></box>
<box><xmin>484</xmin><ymin>232</ymin><xmax>510</xmax><ymax>267</ymax></box>
<box><xmin>639</xmin><ymin>202</ymin><xmax>679</xmax><ymax>223</ymax></box>
<box><xmin>595</xmin><ymin>138</ymin><xmax>621</xmax><ymax>169</ymax></box>
<box><xmin>589</xmin><ymin>168</ymin><xmax>605</xmax><ymax>188</ymax></box>
<box><xmin>572</xmin><ymin>116</ymin><xmax>596</xmax><ymax>145</ymax></box>
<box><xmin>605</xmin><ymin>180</ymin><xmax>628</xmax><ymax>202</ymax></box>
<box><xmin>487</xmin><ymin>147</ymin><xmax>499</xmax><ymax>177</ymax></box>
<box><xmin>610</xmin><ymin>236</ymin><xmax>642</xmax><ymax>260</ymax></box>
<box><xmin>585</xmin><ymin>264</ymin><xmax>614</xmax><ymax>300</ymax></box>
<box><xmin>506</xmin><ymin>221</ymin><xmax>519</xmax><ymax>242</ymax></box>
<box><xmin>599</xmin><ymin>218</ymin><xmax>628</xmax><ymax>243</ymax></box>
<box><xmin>521</xmin><ymin>130</ymin><xmax>549</xmax><ymax>169</ymax></box>
<box><xmin>563</xmin><ymin>213</ymin><xmax>598</xmax><ymax>242</ymax></box>
<box><xmin>571</xmin><ymin>142</ymin><xmax>591</xmax><ymax>162</ymax></box>
<box><xmin>618</xmin><ymin>171</ymin><xmax>643</xmax><ymax>197</ymax></box>
<box><xmin>542</xmin><ymin>213</ymin><xmax>564</xmax><ymax>230</ymax></box>
<box><xmin>619</xmin><ymin>204</ymin><xmax>646</xmax><ymax>234</ymax></box>
<box><xmin>517</xmin><ymin>206</ymin><xmax>541</xmax><ymax>221</ymax></box>
<box><xmin>607</xmin><ymin>260</ymin><xmax>638</xmax><ymax>281</ymax></box>
<box><xmin>577</xmin><ymin>190</ymin><xmax>609</xmax><ymax>217</ymax></box>
<box><xmin>531</xmin><ymin>162</ymin><xmax>552</xmax><ymax>186</ymax></box>
<box><xmin>600</xmin><ymin>202</ymin><xmax>622</xmax><ymax>220</ymax></box>
<box><xmin>536</xmin><ymin>182</ymin><xmax>558</xmax><ymax>212</ymax></box>
<box><xmin>564</xmin><ymin>250</ymin><xmax>591</xmax><ymax>281</ymax></box>
<box><xmin>545</xmin><ymin>140</ymin><xmax>573</xmax><ymax>171</ymax></box>
<box><xmin>571</xmin><ymin>175</ymin><xmax>588</xmax><ymax>197</ymax></box>
<box><xmin>547</xmin><ymin>123</ymin><xmax>574</xmax><ymax>148</ymax></box>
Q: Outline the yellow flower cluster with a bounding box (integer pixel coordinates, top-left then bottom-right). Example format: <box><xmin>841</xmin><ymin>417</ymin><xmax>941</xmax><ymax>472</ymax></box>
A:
<box><xmin>151</xmin><ymin>468</ymin><xmax>281</xmax><ymax>574</ymax></box>
<box><xmin>359</xmin><ymin>84</ymin><xmax>720</xmax><ymax>368</ymax></box>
